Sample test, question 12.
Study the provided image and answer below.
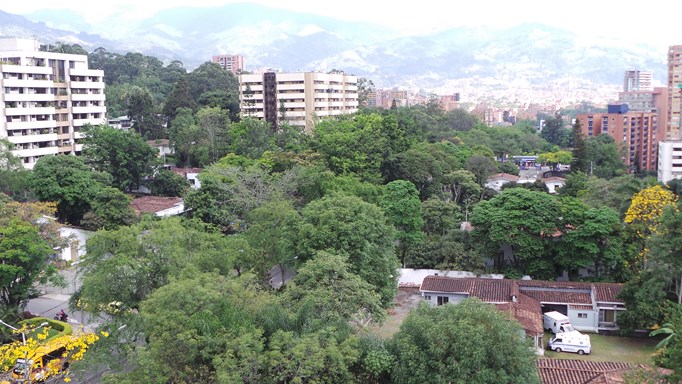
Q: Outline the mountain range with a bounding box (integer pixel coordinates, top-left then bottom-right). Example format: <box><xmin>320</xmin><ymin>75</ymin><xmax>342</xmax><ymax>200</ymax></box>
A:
<box><xmin>0</xmin><ymin>3</ymin><xmax>670</xmax><ymax>99</ymax></box>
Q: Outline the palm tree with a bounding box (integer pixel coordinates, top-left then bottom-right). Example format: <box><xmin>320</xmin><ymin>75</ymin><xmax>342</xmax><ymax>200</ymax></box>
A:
<box><xmin>651</xmin><ymin>322</ymin><xmax>679</xmax><ymax>349</ymax></box>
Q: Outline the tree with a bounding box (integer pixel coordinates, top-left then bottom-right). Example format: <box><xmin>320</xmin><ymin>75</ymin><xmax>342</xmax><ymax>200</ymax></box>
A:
<box><xmin>81</xmin><ymin>125</ymin><xmax>159</xmax><ymax>192</ymax></box>
<box><xmin>381</xmin><ymin>180</ymin><xmax>423</xmax><ymax>266</ymax></box>
<box><xmin>75</xmin><ymin>217</ymin><xmax>232</xmax><ymax>313</ymax></box>
<box><xmin>471</xmin><ymin>188</ymin><xmax>561</xmax><ymax>278</ymax></box>
<box><xmin>162</xmin><ymin>76</ymin><xmax>196</xmax><ymax>123</ymax></box>
<box><xmin>391</xmin><ymin>299</ymin><xmax>539</xmax><ymax>384</ymax></box>
<box><xmin>81</xmin><ymin>187</ymin><xmax>138</xmax><ymax>231</ymax></box>
<box><xmin>184</xmin><ymin>164</ymin><xmax>297</xmax><ymax>231</ymax></box>
<box><xmin>647</xmin><ymin>204</ymin><xmax>682</xmax><ymax>303</ymax></box>
<box><xmin>465</xmin><ymin>156</ymin><xmax>498</xmax><ymax>186</ymax></box>
<box><xmin>571</xmin><ymin>119</ymin><xmax>588</xmax><ymax>173</ymax></box>
<box><xmin>229</xmin><ymin>117</ymin><xmax>276</xmax><ymax>159</ymax></box>
<box><xmin>148</xmin><ymin>169</ymin><xmax>190</xmax><ymax>197</ymax></box>
<box><xmin>537</xmin><ymin>150</ymin><xmax>573</xmax><ymax>169</ymax></box>
<box><xmin>244</xmin><ymin>200</ymin><xmax>301</xmax><ymax>287</ymax></box>
<box><xmin>442</xmin><ymin>169</ymin><xmax>481</xmax><ymax>208</ymax></box>
<box><xmin>584</xmin><ymin>134</ymin><xmax>627</xmax><ymax>178</ymax></box>
<box><xmin>126</xmin><ymin>86</ymin><xmax>161</xmax><ymax>139</ymax></box>
<box><xmin>186</xmin><ymin>62</ymin><xmax>239</xmax><ymax>101</ymax></box>
<box><xmin>540</xmin><ymin>113</ymin><xmax>569</xmax><ymax>147</ymax></box>
<box><xmin>285</xmin><ymin>251</ymin><xmax>385</xmax><ymax>326</ymax></box>
<box><xmin>30</xmin><ymin>155</ymin><xmax>100</xmax><ymax>225</ymax></box>
<box><xmin>0</xmin><ymin>140</ymin><xmax>32</xmax><ymax>201</ymax></box>
<box><xmin>299</xmin><ymin>193</ymin><xmax>399</xmax><ymax>305</ymax></box>
<box><xmin>195</xmin><ymin>106</ymin><xmax>232</xmax><ymax>164</ymax></box>
<box><xmin>0</xmin><ymin>219</ymin><xmax>56</xmax><ymax>308</ymax></box>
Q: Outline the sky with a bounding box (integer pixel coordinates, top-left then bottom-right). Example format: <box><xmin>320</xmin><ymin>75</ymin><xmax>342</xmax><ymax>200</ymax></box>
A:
<box><xmin>2</xmin><ymin>0</ymin><xmax>681</xmax><ymax>47</ymax></box>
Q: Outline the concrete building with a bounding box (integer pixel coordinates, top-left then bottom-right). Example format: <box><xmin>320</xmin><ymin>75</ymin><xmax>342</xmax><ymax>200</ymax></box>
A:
<box><xmin>577</xmin><ymin>105</ymin><xmax>659</xmax><ymax>172</ymax></box>
<box><xmin>211</xmin><ymin>54</ymin><xmax>244</xmax><ymax>74</ymax></box>
<box><xmin>667</xmin><ymin>45</ymin><xmax>682</xmax><ymax>139</ymax></box>
<box><xmin>623</xmin><ymin>69</ymin><xmax>653</xmax><ymax>92</ymax></box>
<box><xmin>657</xmin><ymin>140</ymin><xmax>682</xmax><ymax>183</ymax></box>
<box><xmin>0</xmin><ymin>38</ymin><xmax>106</xmax><ymax>168</ymax></box>
<box><xmin>239</xmin><ymin>72</ymin><xmax>358</xmax><ymax>132</ymax></box>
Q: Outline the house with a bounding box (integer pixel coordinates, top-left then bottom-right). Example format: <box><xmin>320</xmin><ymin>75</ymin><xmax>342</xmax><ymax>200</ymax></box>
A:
<box><xmin>419</xmin><ymin>275</ymin><xmax>625</xmax><ymax>333</ymax></box>
<box><xmin>171</xmin><ymin>167</ymin><xmax>203</xmax><ymax>189</ymax></box>
<box><xmin>485</xmin><ymin>173</ymin><xmax>520</xmax><ymax>191</ymax></box>
<box><xmin>419</xmin><ymin>275</ymin><xmax>544</xmax><ymax>353</ymax></box>
<box><xmin>57</xmin><ymin>226</ymin><xmax>93</xmax><ymax>262</ymax></box>
<box><xmin>541</xmin><ymin>177</ymin><xmax>566</xmax><ymax>194</ymax></box>
<box><xmin>130</xmin><ymin>196</ymin><xmax>185</xmax><ymax>217</ymax></box>
<box><xmin>148</xmin><ymin>139</ymin><xmax>173</xmax><ymax>160</ymax></box>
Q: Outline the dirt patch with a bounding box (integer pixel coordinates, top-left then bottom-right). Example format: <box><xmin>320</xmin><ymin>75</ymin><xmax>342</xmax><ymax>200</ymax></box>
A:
<box><xmin>367</xmin><ymin>288</ymin><xmax>424</xmax><ymax>339</ymax></box>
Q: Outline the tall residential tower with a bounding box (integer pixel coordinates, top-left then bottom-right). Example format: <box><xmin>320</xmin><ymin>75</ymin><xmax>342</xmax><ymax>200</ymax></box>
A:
<box><xmin>0</xmin><ymin>38</ymin><xmax>106</xmax><ymax>168</ymax></box>
<box><xmin>239</xmin><ymin>72</ymin><xmax>358</xmax><ymax>132</ymax></box>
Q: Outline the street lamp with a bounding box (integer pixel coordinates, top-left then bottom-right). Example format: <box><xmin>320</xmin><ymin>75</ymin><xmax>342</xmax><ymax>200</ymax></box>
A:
<box><xmin>0</xmin><ymin>320</ymin><xmax>49</xmax><ymax>383</ymax></box>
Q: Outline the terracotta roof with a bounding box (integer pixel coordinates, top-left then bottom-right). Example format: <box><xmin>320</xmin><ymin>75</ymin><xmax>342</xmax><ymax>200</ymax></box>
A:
<box><xmin>130</xmin><ymin>196</ymin><xmax>183</xmax><ymax>214</ymax></box>
<box><xmin>420</xmin><ymin>276</ymin><xmax>514</xmax><ymax>302</ymax></box>
<box><xmin>171</xmin><ymin>167</ymin><xmax>203</xmax><ymax>176</ymax></box>
<box><xmin>487</xmin><ymin>173</ymin><xmax>520</xmax><ymax>182</ymax></box>
<box><xmin>147</xmin><ymin>139</ymin><xmax>170</xmax><ymax>147</ymax></box>
<box><xmin>542</xmin><ymin>177</ymin><xmax>566</xmax><ymax>183</ymax></box>
<box><xmin>536</xmin><ymin>359</ymin><xmax>635</xmax><ymax>384</ymax></box>
<box><xmin>495</xmin><ymin>291</ymin><xmax>543</xmax><ymax>335</ymax></box>
<box><xmin>594</xmin><ymin>283</ymin><xmax>624</xmax><ymax>303</ymax></box>
<box><xmin>520</xmin><ymin>289</ymin><xmax>593</xmax><ymax>305</ymax></box>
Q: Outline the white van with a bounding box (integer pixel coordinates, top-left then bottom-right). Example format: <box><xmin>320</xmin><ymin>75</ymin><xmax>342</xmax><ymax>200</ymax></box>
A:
<box><xmin>548</xmin><ymin>331</ymin><xmax>591</xmax><ymax>355</ymax></box>
<box><xmin>543</xmin><ymin>311</ymin><xmax>575</xmax><ymax>334</ymax></box>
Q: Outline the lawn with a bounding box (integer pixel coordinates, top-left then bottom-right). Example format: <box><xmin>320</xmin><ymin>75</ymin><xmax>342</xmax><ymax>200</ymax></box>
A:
<box><xmin>543</xmin><ymin>332</ymin><xmax>658</xmax><ymax>364</ymax></box>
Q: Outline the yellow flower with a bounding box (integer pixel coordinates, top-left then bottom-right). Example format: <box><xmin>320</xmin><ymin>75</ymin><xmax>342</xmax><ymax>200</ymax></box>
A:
<box><xmin>64</xmin><ymin>377</ymin><xmax>71</xmax><ymax>382</ymax></box>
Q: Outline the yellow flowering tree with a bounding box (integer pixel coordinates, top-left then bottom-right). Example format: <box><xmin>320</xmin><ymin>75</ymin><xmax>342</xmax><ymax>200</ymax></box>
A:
<box><xmin>623</xmin><ymin>185</ymin><xmax>678</xmax><ymax>269</ymax></box>
<box><xmin>625</xmin><ymin>185</ymin><xmax>678</xmax><ymax>233</ymax></box>
<box><xmin>0</xmin><ymin>323</ymin><xmax>107</xmax><ymax>383</ymax></box>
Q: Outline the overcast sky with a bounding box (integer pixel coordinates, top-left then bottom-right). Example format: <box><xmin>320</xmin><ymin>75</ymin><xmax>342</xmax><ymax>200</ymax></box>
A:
<box><xmin>2</xmin><ymin>0</ymin><xmax>681</xmax><ymax>47</ymax></box>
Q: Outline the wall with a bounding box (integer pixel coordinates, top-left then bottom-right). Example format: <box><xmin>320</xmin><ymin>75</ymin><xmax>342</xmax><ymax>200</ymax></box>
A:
<box><xmin>567</xmin><ymin>307</ymin><xmax>597</xmax><ymax>332</ymax></box>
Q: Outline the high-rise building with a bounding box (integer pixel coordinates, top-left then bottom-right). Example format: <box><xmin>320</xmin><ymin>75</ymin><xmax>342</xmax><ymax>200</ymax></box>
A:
<box><xmin>668</xmin><ymin>46</ymin><xmax>682</xmax><ymax>139</ymax></box>
<box><xmin>0</xmin><ymin>38</ymin><xmax>106</xmax><ymax>168</ymax></box>
<box><xmin>211</xmin><ymin>54</ymin><xmax>244</xmax><ymax>74</ymax></box>
<box><xmin>238</xmin><ymin>72</ymin><xmax>358</xmax><ymax>132</ymax></box>
<box><xmin>623</xmin><ymin>70</ymin><xmax>653</xmax><ymax>92</ymax></box>
<box><xmin>577</xmin><ymin>105</ymin><xmax>659</xmax><ymax>172</ymax></box>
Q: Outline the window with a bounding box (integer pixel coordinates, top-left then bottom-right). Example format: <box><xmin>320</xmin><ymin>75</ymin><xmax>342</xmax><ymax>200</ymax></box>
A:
<box><xmin>578</xmin><ymin>313</ymin><xmax>587</xmax><ymax>319</ymax></box>
<box><xmin>437</xmin><ymin>296</ymin><xmax>449</xmax><ymax>306</ymax></box>
<box><xmin>424</xmin><ymin>295</ymin><xmax>431</xmax><ymax>301</ymax></box>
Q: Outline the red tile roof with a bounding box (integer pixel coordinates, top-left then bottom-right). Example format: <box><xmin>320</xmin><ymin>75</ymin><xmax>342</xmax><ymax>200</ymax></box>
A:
<box><xmin>420</xmin><ymin>276</ymin><xmax>513</xmax><ymax>302</ymax></box>
<box><xmin>520</xmin><ymin>289</ymin><xmax>593</xmax><ymax>305</ymax></box>
<box><xmin>536</xmin><ymin>359</ymin><xmax>635</xmax><ymax>384</ymax></box>
<box><xmin>171</xmin><ymin>167</ymin><xmax>203</xmax><ymax>176</ymax></box>
<box><xmin>130</xmin><ymin>196</ymin><xmax>183</xmax><ymax>215</ymax></box>
<box><xmin>593</xmin><ymin>284</ymin><xmax>624</xmax><ymax>303</ymax></box>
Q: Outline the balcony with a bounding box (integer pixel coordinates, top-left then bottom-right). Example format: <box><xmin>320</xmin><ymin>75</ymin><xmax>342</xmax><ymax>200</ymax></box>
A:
<box><xmin>3</xmin><ymin>107</ymin><xmax>56</xmax><ymax>116</ymax></box>
<box><xmin>6</xmin><ymin>120</ymin><xmax>55</xmax><ymax>130</ymax></box>
<box><xmin>0</xmin><ymin>64</ymin><xmax>51</xmax><ymax>74</ymax></box>
<box><xmin>71</xmin><ymin>93</ymin><xmax>105</xmax><ymax>101</ymax></box>
<box><xmin>2</xmin><ymin>79</ymin><xmax>54</xmax><ymax>88</ymax></box>
<box><xmin>6</xmin><ymin>132</ymin><xmax>58</xmax><ymax>144</ymax></box>
<box><xmin>69</xmin><ymin>81</ymin><xmax>105</xmax><ymax>89</ymax></box>
<box><xmin>72</xmin><ymin>106</ymin><xmax>107</xmax><ymax>114</ymax></box>
<box><xmin>13</xmin><ymin>146</ymin><xmax>59</xmax><ymax>158</ymax></box>
<box><xmin>4</xmin><ymin>93</ymin><xmax>54</xmax><ymax>102</ymax></box>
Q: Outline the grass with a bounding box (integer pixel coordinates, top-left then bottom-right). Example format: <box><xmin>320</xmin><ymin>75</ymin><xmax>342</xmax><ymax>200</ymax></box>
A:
<box><xmin>543</xmin><ymin>332</ymin><xmax>658</xmax><ymax>364</ymax></box>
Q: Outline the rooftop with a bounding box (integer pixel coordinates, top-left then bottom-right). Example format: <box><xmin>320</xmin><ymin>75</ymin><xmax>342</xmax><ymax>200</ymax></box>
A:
<box><xmin>130</xmin><ymin>196</ymin><xmax>183</xmax><ymax>215</ymax></box>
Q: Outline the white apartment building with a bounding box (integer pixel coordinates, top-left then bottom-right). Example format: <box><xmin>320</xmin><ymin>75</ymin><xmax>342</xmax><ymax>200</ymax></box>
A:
<box><xmin>239</xmin><ymin>72</ymin><xmax>358</xmax><ymax>132</ymax></box>
<box><xmin>658</xmin><ymin>140</ymin><xmax>682</xmax><ymax>183</ymax></box>
<box><xmin>0</xmin><ymin>38</ymin><xmax>106</xmax><ymax>168</ymax></box>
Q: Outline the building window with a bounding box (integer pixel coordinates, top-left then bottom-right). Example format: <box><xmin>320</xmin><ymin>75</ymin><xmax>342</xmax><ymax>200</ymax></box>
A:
<box><xmin>437</xmin><ymin>296</ymin><xmax>449</xmax><ymax>306</ymax></box>
<box><xmin>424</xmin><ymin>295</ymin><xmax>431</xmax><ymax>301</ymax></box>
<box><xmin>578</xmin><ymin>313</ymin><xmax>587</xmax><ymax>319</ymax></box>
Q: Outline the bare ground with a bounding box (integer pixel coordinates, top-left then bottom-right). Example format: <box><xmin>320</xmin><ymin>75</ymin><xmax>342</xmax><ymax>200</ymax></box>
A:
<box><xmin>367</xmin><ymin>288</ymin><xmax>423</xmax><ymax>339</ymax></box>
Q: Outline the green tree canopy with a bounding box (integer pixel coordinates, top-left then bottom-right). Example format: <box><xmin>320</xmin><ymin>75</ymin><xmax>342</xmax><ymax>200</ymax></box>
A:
<box><xmin>81</xmin><ymin>125</ymin><xmax>159</xmax><ymax>192</ymax></box>
<box><xmin>391</xmin><ymin>299</ymin><xmax>539</xmax><ymax>384</ymax></box>
<box><xmin>30</xmin><ymin>155</ymin><xmax>100</xmax><ymax>224</ymax></box>
<box><xmin>81</xmin><ymin>187</ymin><xmax>138</xmax><ymax>231</ymax></box>
<box><xmin>381</xmin><ymin>180</ymin><xmax>423</xmax><ymax>266</ymax></box>
<box><xmin>299</xmin><ymin>193</ymin><xmax>399</xmax><ymax>305</ymax></box>
<box><xmin>471</xmin><ymin>188</ymin><xmax>562</xmax><ymax>278</ymax></box>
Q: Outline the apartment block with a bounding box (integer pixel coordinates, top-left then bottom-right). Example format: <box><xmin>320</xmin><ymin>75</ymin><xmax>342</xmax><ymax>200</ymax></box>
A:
<box><xmin>623</xmin><ymin>70</ymin><xmax>653</xmax><ymax>92</ymax></box>
<box><xmin>0</xmin><ymin>38</ymin><xmax>106</xmax><ymax>168</ymax></box>
<box><xmin>658</xmin><ymin>140</ymin><xmax>682</xmax><ymax>183</ymax></box>
<box><xmin>577</xmin><ymin>105</ymin><xmax>659</xmax><ymax>172</ymax></box>
<box><xmin>239</xmin><ymin>72</ymin><xmax>358</xmax><ymax>132</ymax></box>
<box><xmin>211</xmin><ymin>54</ymin><xmax>244</xmax><ymax>74</ymax></box>
<box><xmin>667</xmin><ymin>45</ymin><xmax>682</xmax><ymax>139</ymax></box>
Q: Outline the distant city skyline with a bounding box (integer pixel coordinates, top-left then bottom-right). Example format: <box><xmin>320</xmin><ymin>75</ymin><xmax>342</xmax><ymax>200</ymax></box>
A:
<box><xmin>2</xmin><ymin>0</ymin><xmax>680</xmax><ymax>47</ymax></box>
